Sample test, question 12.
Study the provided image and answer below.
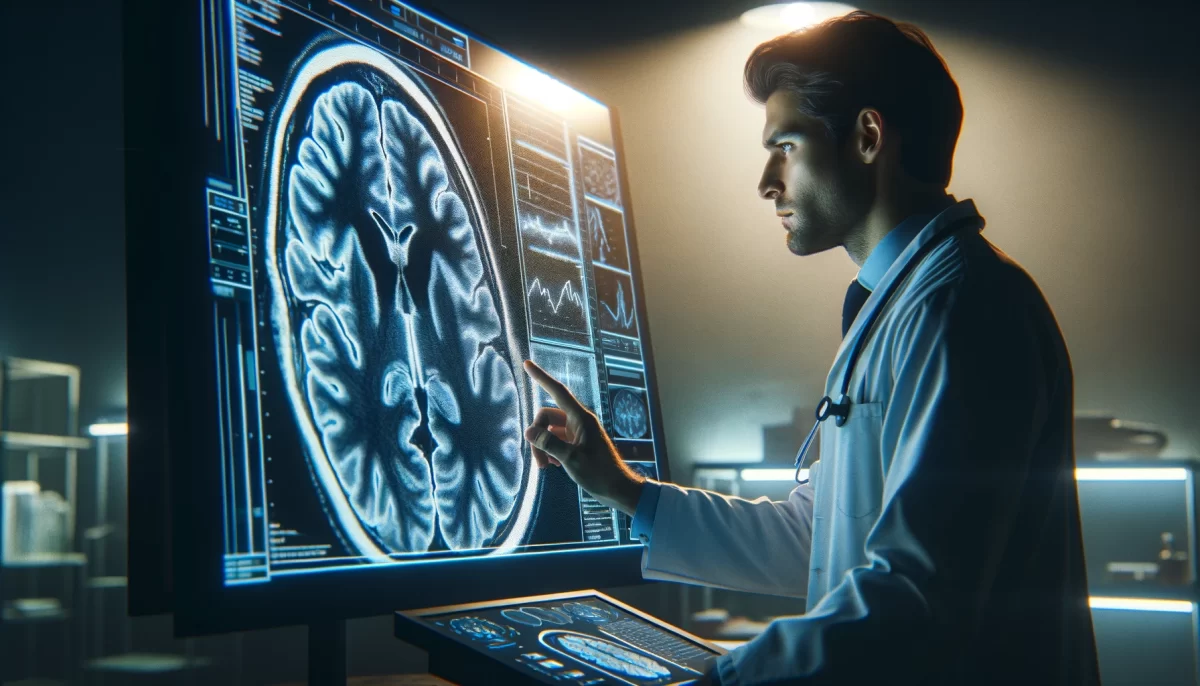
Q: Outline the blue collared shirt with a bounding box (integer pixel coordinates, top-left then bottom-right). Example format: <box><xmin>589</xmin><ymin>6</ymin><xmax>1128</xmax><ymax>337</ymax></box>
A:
<box><xmin>627</xmin><ymin>214</ymin><xmax>932</xmax><ymax>545</ymax></box>
<box><xmin>855</xmin><ymin>214</ymin><xmax>932</xmax><ymax>290</ymax></box>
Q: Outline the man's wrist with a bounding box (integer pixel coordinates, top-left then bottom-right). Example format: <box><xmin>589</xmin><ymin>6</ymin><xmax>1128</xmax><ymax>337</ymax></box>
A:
<box><xmin>606</xmin><ymin>472</ymin><xmax>645</xmax><ymax>517</ymax></box>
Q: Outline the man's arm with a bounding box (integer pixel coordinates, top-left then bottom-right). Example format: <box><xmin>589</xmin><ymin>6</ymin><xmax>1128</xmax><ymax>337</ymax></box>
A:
<box><xmin>715</xmin><ymin>280</ymin><xmax>1054</xmax><ymax>685</ymax></box>
<box><xmin>636</xmin><ymin>480</ymin><xmax>814</xmax><ymax>597</ymax></box>
<box><xmin>523</xmin><ymin>362</ymin><xmax>815</xmax><ymax>598</ymax></box>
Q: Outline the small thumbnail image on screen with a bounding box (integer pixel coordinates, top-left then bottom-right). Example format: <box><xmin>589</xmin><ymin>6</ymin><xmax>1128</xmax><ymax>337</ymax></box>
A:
<box><xmin>425</xmin><ymin>596</ymin><xmax>718</xmax><ymax>685</ymax></box>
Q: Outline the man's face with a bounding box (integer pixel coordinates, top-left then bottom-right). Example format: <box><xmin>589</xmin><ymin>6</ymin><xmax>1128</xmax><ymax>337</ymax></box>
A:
<box><xmin>758</xmin><ymin>91</ymin><xmax>873</xmax><ymax>256</ymax></box>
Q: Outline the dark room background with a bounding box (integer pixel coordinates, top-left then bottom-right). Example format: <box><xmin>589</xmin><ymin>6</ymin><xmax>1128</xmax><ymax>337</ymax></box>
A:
<box><xmin>1</xmin><ymin>0</ymin><xmax>1198</xmax><ymax>683</ymax></box>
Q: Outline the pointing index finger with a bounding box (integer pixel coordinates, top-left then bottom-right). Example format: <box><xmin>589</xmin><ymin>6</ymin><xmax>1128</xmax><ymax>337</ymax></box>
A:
<box><xmin>523</xmin><ymin>360</ymin><xmax>584</xmax><ymax>415</ymax></box>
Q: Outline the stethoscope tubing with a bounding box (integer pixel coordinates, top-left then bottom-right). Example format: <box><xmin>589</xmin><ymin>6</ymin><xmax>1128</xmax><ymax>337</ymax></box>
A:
<box><xmin>793</xmin><ymin>216</ymin><xmax>982</xmax><ymax>484</ymax></box>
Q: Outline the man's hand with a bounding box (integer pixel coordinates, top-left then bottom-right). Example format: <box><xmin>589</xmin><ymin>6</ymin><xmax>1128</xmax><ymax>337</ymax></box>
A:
<box><xmin>522</xmin><ymin>360</ymin><xmax>645</xmax><ymax>516</ymax></box>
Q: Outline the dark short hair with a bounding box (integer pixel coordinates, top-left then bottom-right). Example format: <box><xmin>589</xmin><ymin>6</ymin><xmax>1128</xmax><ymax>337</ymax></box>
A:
<box><xmin>744</xmin><ymin>11</ymin><xmax>962</xmax><ymax>187</ymax></box>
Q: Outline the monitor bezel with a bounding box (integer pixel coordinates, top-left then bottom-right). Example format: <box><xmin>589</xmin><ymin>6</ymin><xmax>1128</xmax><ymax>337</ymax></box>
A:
<box><xmin>123</xmin><ymin>0</ymin><xmax>180</xmax><ymax>618</ymax></box>
<box><xmin>124</xmin><ymin>0</ymin><xmax>675</xmax><ymax>636</ymax></box>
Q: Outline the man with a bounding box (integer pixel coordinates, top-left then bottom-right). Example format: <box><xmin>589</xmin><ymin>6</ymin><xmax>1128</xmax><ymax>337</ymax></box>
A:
<box><xmin>523</xmin><ymin>11</ymin><xmax>1099</xmax><ymax>685</ymax></box>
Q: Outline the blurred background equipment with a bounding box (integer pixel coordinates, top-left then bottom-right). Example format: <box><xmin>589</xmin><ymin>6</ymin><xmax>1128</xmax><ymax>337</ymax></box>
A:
<box><xmin>3</xmin><ymin>481</ymin><xmax>71</xmax><ymax>561</ymax></box>
<box><xmin>1075</xmin><ymin>412</ymin><xmax>1170</xmax><ymax>459</ymax></box>
<box><xmin>1</xmin><ymin>358</ymin><xmax>91</xmax><ymax>685</ymax></box>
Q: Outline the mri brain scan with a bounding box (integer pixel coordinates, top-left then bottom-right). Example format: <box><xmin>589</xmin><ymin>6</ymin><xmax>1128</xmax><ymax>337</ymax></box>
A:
<box><xmin>450</xmin><ymin>616</ymin><xmax>515</xmax><ymax>645</ymax></box>
<box><xmin>501</xmin><ymin>609</ymin><xmax>543</xmax><ymax>627</ymax></box>
<box><xmin>265</xmin><ymin>46</ymin><xmax>528</xmax><ymax>558</ymax></box>
<box><xmin>561</xmin><ymin>602</ymin><xmax>617</xmax><ymax>624</ymax></box>
<box><xmin>542</xmin><ymin>631</ymin><xmax>671</xmax><ymax>681</ymax></box>
<box><xmin>525</xmin><ymin>607</ymin><xmax>572</xmax><ymax>625</ymax></box>
<box><xmin>612</xmin><ymin>388</ymin><xmax>648</xmax><ymax>439</ymax></box>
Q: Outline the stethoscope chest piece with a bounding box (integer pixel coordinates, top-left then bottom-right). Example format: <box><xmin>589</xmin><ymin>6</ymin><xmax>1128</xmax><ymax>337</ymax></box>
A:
<box><xmin>816</xmin><ymin>394</ymin><xmax>851</xmax><ymax>427</ymax></box>
<box><xmin>794</xmin><ymin>394</ymin><xmax>853</xmax><ymax>483</ymax></box>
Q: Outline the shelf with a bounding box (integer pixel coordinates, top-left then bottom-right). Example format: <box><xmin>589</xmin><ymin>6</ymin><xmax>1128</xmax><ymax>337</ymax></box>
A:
<box><xmin>1</xmin><ymin>431</ymin><xmax>90</xmax><ymax>451</ymax></box>
<box><xmin>4</xmin><ymin>358</ymin><xmax>78</xmax><ymax>381</ymax></box>
<box><xmin>2</xmin><ymin>607</ymin><xmax>70</xmax><ymax>623</ymax></box>
<box><xmin>84</xmin><ymin>653</ymin><xmax>213</xmax><ymax>674</ymax></box>
<box><xmin>2</xmin><ymin>553</ymin><xmax>87</xmax><ymax>568</ymax></box>
<box><xmin>86</xmin><ymin>575</ymin><xmax>128</xmax><ymax>589</ymax></box>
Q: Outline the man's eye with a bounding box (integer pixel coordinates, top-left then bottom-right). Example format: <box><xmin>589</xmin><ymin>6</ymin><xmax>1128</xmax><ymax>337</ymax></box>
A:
<box><xmin>780</xmin><ymin>143</ymin><xmax>795</xmax><ymax>154</ymax></box>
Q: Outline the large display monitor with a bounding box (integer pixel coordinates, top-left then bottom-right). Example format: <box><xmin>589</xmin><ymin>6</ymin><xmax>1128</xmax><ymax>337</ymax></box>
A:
<box><xmin>125</xmin><ymin>0</ymin><xmax>670</xmax><ymax>635</ymax></box>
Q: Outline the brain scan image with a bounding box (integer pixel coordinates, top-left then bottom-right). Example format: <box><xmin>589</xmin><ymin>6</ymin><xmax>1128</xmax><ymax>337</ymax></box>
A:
<box><xmin>580</xmin><ymin>145</ymin><xmax>620</xmax><ymax>203</ymax></box>
<box><xmin>502</xmin><ymin>609</ymin><xmax>543</xmax><ymax>627</ymax></box>
<box><xmin>450</xmin><ymin>616</ymin><xmax>516</xmax><ymax>645</ymax></box>
<box><xmin>525</xmin><ymin>606</ymin><xmax>572</xmax><ymax>625</ymax></box>
<box><xmin>502</xmin><ymin>606</ymin><xmax>573</xmax><ymax>627</ymax></box>
<box><xmin>263</xmin><ymin>44</ymin><xmax>535</xmax><ymax>559</ymax></box>
<box><xmin>562</xmin><ymin>602</ymin><xmax>618</xmax><ymax>624</ymax></box>
<box><xmin>541</xmin><ymin>630</ymin><xmax>671</xmax><ymax>682</ymax></box>
<box><xmin>612</xmin><ymin>388</ymin><xmax>649</xmax><ymax>439</ymax></box>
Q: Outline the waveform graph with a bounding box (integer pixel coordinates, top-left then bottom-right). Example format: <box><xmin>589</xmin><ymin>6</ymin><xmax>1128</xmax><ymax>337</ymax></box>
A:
<box><xmin>609</xmin><ymin>387</ymin><xmax>649</xmax><ymax>440</ymax></box>
<box><xmin>530</xmin><ymin>343</ymin><xmax>601</xmax><ymax>416</ymax></box>
<box><xmin>585</xmin><ymin>199</ymin><xmax>629</xmax><ymax>271</ymax></box>
<box><xmin>523</xmin><ymin>247</ymin><xmax>593</xmax><ymax>348</ymax></box>
<box><xmin>539</xmin><ymin>630</ymin><xmax>672</xmax><ymax>682</ymax></box>
<box><xmin>594</xmin><ymin>268</ymin><xmax>638</xmax><ymax>338</ymax></box>
<box><xmin>518</xmin><ymin>202</ymin><xmax>582</xmax><ymax>262</ymax></box>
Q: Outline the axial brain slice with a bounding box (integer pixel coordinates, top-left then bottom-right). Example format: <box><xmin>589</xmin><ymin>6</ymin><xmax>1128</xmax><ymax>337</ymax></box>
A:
<box><xmin>282</xmin><ymin>80</ymin><xmax>522</xmax><ymax>553</ymax></box>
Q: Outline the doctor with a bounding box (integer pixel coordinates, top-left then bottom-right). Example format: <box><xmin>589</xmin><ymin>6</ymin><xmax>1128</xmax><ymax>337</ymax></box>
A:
<box><xmin>523</xmin><ymin>11</ymin><xmax>1099</xmax><ymax>686</ymax></box>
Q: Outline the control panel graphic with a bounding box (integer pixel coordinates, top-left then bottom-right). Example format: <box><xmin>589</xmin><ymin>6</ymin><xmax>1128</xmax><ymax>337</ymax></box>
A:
<box><xmin>418</xmin><ymin>595</ymin><xmax>720</xmax><ymax>686</ymax></box>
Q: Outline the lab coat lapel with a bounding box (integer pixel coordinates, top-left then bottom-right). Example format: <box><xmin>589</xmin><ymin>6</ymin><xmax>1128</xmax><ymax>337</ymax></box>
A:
<box><xmin>809</xmin><ymin>200</ymin><xmax>986</xmax><ymax>604</ymax></box>
<box><xmin>832</xmin><ymin>199</ymin><xmax>986</xmax><ymax>369</ymax></box>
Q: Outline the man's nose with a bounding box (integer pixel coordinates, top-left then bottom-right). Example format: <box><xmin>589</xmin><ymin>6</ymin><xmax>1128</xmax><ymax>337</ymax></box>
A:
<box><xmin>758</xmin><ymin>172</ymin><xmax>781</xmax><ymax>201</ymax></box>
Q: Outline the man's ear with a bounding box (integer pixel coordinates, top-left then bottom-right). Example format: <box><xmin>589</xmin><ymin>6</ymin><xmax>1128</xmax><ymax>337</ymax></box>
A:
<box><xmin>854</xmin><ymin>108</ymin><xmax>885</xmax><ymax>165</ymax></box>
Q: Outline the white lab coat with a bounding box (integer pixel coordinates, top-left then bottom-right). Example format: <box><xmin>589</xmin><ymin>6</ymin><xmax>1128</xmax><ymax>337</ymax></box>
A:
<box><xmin>643</xmin><ymin>200</ymin><xmax>1099</xmax><ymax>685</ymax></box>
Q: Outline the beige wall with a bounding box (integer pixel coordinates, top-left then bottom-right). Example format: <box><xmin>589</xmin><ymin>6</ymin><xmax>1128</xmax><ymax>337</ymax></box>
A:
<box><xmin>556</xmin><ymin>22</ymin><xmax>1200</xmax><ymax>470</ymax></box>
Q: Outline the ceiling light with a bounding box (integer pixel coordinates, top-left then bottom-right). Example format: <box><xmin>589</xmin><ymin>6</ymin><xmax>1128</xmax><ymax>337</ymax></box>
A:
<box><xmin>741</xmin><ymin>468</ymin><xmax>804</xmax><ymax>482</ymax></box>
<box><xmin>740</xmin><ymin>2</ymin><xmax>856</xmax><ymax>31</ymax></box>
<box><xmin>87</xmin><ymin>422</ymin><xmax>128</xmax><ymax>437</ymax></box>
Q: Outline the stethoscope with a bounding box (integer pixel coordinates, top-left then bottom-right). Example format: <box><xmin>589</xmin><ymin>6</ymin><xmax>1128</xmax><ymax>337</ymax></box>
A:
<box><xmin>793</xmin><ymin>214</ymin><xmax>983</xmax><ymax>484</ymax></box>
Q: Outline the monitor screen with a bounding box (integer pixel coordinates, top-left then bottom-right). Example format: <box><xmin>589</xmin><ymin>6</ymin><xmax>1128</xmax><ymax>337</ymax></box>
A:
<box><xmin>400</xmin><ymin>591</ymin><xmax>723</xmax><ymax>685</ymax></box>
<box><xmin>190</xmin><ymin>0</ymin><xmax>666</xmax><ymax>589</ymax></box>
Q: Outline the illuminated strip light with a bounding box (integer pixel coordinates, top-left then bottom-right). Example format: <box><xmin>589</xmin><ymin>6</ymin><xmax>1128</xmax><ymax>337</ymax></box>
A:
<box><xmin>741</xmin><ymin>468</ymin><xmax>804</xmax><ymax>482</ymax></box>
<box><xmin>1075</xmin><ymin>468</ymin><xmax>1187</xmax><ymax>481</ymax></box>
<box><xmin>87</xmin><ymin>422</ymin><xmax>128</xmax><ymax>437</ymax></box>
<box><xmin>1088</xmin><ymin>597</ymin><xmax>1194</xmax><ymax>613</ymax></box>
<box><xmin>735</xmin><ymin>467</ymin><xmax>1188</xmax><ymax>483</ymax></box>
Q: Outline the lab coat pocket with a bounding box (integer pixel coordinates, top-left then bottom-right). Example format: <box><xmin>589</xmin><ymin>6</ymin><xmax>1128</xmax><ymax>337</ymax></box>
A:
<box><xmin>827</xmin><ymin>402</ymin><xmax>885</xmax><ymax>519</ymax></box>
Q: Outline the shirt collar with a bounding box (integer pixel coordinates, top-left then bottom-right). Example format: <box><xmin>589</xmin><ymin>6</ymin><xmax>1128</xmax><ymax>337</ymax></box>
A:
<box><xmin>856</xmin><ymin>213</ymin><xmax>934</xmax><ymax>291</ymax></box>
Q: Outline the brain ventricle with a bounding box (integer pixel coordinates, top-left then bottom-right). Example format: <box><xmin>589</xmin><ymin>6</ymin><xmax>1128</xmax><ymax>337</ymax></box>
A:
<box><xmin>282</xmin><ymin>80</ymin><xmax>522</xmax><ymax>553</ymax></box>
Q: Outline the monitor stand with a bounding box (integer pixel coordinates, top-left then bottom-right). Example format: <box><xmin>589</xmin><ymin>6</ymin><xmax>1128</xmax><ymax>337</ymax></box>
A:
<box><xmin>306</xmin><ymin>620</ymin><xmax>449</xmax><ymax>686</ymax></box>
<box><xmin>308</xmin><ymin>619</ymin><xmax>347</xmax><ymax>686</ymax></box>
